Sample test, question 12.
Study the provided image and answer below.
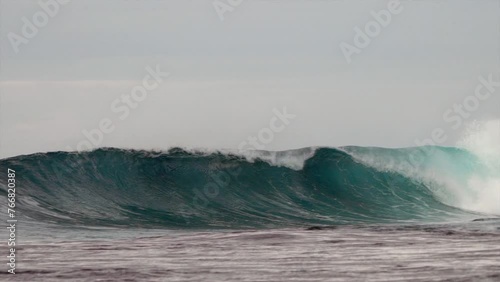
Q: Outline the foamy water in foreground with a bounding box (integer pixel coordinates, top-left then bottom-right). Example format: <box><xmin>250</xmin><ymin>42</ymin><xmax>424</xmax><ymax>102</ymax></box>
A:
<box><xmin>7</xmin><ymin>222</ymin><xmax>500</xmax><ymax>281</ymax></box>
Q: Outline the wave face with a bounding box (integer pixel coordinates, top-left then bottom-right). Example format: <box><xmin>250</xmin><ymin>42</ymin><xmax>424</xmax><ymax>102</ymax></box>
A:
<box><xmin>0</xmin><ymin>146</ymin><xmax>498</xmax><ymax>229</ymax></box>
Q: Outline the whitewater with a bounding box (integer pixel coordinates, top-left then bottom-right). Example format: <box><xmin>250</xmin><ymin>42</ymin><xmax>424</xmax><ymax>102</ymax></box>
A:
<box><xmin>0</xmin><ymin>121</ymin><xmax>499</xmax><ymax>281</ymax></box>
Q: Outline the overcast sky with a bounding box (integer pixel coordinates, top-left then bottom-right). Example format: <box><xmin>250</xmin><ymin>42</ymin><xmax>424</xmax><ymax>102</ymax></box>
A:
<box><xmin>1</xmin><ymin>0</ymin><xmax>499</xmax><ymax>158</ymax></box>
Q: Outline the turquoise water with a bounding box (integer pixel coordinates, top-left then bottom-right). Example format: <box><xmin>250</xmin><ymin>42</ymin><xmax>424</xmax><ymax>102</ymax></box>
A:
<box><xmin>1</xmin><ymin>146</ymin><xmax>497</xmax><ymax>229</ymax></box>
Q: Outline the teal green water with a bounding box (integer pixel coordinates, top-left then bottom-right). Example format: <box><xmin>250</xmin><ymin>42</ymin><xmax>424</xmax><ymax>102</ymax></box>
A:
<box><xmin>0</xmin><ymin>146</ymin><xmax>495</xmax><ymax>229</ymax></box>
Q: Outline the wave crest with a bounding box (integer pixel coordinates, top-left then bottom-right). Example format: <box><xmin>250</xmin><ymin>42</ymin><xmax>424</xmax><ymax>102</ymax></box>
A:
<box><xmin>2</xmin><ymin>145</ymin><xmax>494</xmax><ymax>229</ymax></box>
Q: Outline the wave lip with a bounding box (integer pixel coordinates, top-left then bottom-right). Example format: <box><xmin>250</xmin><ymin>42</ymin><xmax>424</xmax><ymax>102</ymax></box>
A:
<box><xmin>0</xmin><ymin>146</ymin><xmax>496</xmax><ymax>229</ymax></box>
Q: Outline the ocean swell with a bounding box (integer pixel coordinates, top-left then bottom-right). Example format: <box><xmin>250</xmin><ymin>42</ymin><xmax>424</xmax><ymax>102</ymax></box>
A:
<box><xmin>1</xmin><ymin>144</ymin><xmax>497</xmax><ymax>229</ymax></box>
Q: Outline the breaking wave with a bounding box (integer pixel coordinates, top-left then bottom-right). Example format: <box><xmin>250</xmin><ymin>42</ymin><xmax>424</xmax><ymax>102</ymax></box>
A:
<box><xmin>1</xmin><ymin>142</ymin><xmax>498</xmax><ymax>229</ymax></box>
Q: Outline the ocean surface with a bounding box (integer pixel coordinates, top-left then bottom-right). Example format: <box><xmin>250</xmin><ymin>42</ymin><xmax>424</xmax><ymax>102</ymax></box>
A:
<box><xmin>1</xmin><ymin>146</ymin><xmax>499</xmax><ymax>281</ymax></box>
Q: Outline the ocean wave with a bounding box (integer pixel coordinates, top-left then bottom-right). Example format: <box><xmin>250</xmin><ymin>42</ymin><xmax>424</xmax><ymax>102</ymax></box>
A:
<box><xmin>1</xmin><ymin>144</ymin><xmax>498</xmax><ymax>229</ymax></box>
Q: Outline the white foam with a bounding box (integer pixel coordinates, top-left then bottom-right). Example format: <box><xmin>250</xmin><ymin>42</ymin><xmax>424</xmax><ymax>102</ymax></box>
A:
<box><xmin>457</xmin><ymin>120</ymin><xmax>500</xmax><ymax>169</ymax></box>
<box><xmin>345</xmin><ymin>120</ymin><xmax>500</xmax><ymax>216</ymax></box>
<box><xmin>232</xmin><ymin>147</ymin><xmax>318</xmax><ymax>170</ymax></box>
<box><xmin>455</xmin><ymin>120</ymin><xmax>500</xmax><ymax>215</ymax></box>
<box><xmin>161</xmin><ymin>146</ymin><xmax>318</xmax><ymax>170</ymax></box>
